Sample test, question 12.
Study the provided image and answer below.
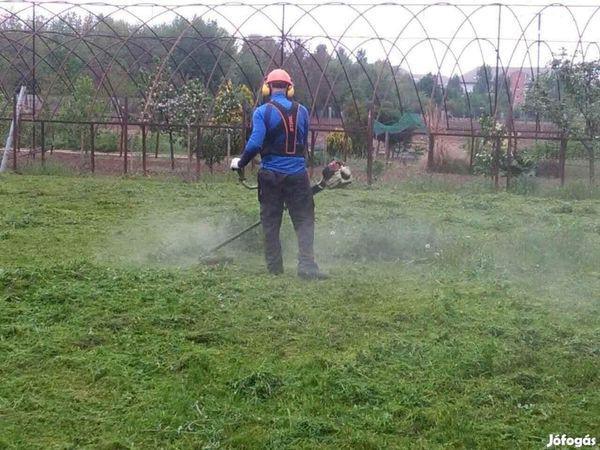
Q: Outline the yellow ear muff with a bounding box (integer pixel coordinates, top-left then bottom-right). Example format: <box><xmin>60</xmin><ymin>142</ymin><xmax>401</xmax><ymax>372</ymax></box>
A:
<box><xmin>286</xmin><ymin>85</ymin><xmax>295</xmax><ymax>99</ymax></box>
<box><xmin>261</xmin><ymin>83</ymin><xmax>270</xmax><ymax>97</ymax></box>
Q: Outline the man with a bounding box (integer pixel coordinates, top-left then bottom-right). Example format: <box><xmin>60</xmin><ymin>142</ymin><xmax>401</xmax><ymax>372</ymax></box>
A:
<box><xmin>230</xmin><ymin>69</ymin><xmax>327</xmax><ymax>280</ymax></box>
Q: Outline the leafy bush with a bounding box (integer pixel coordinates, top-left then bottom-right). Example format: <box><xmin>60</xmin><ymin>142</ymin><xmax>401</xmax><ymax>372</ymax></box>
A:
<box><xmin>172</xmin><ymin>79</ymin><xmax>211</xmax><ymax>126</ymax></box>
<box><xmin>311</xmin><ymin>149</ymin><xmax>326</xmax><ymax>166</ymax></box>
<box><xmin>342</xmin><ymin>102</ymin><xmax>368</xmax><ymax>157</ymax></box>
<box><xmin>51</xmin><ymin>124</ymin><xmax>81</xmax><ymax>150</ymax></box>
<box><xmin>410</xmin><ymin>142</ymin><xmax>426</xmax><ymax>156</ymax></box>
<box><xmin>526</xmin><ymin>141</ymin><xmax>559</xmax><ymax>160</ymax></box>
<box><xmin>95</xmin><ymin>129</ymin><xmax>119</xmax><ymax>152</ymax></box>
<box><xmin>535</xmin><ymin>159</ymin><xmax>559</xmax><ymax>178</ymax></box>
<box><xmin>519</xmin><ymin>141</ymin><xmax>588</xmax><ymax>178</ymax></box>
<box><xmin>516</xmin><ymin>141</ymin><xmax>596</xmax><ymax>179</ymax></box>
<box><xmin>566</xmin><ymin>140</ymin><xmax>588</xmax><ymax>159</ymax></box>
<box><xmin>473</xmin><ymin>149</ymin><xmax>535</xmax><ymax>177</ymax></box>
<box><xmin>473</xmin><ymin>118</ymin><xmax>536</xmax><ymax>177</ymax></box>
<box><xmin>53</xmin><ymin>75</ymin><xmax>107</xmax><ymax>152</ymax></box>
<box><xmin>326</xmin><ymin>132</ymin><xmax>352</xmax><ymax>158</ymax></box>
<box><xmin>508</xmin><ymin>174</ymin><xmax>539</xmax><ymax>195</ymax></box>
<box><xmin>201</xmin><ymin>130</ymin><xmax>227</xmax><ymax>172</ymax></box>
<box><xmin>133</xmin><ymin>131</ymin><xmax>187</xmax><ymax>156</ymax></box>
<box><xmin>370</xmin><ymin>160</ymin><xmax>386</xmax><ymax>180</ymax></box>
<box><xmin>434</xmin><ymin>156</ymin><xmax>470</xmax><ymax>175</ymax></box>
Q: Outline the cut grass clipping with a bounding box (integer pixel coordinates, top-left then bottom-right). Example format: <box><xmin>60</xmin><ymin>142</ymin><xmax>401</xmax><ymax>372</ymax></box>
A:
<box><xmin>0</xmin><ymin>173</ymin><xmax>598</xmax><ymax>449</ymax></box>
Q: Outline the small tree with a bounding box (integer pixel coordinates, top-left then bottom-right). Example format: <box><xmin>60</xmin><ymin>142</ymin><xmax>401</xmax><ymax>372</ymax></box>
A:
<box><xmin>416</xmin><ymin>73</ymin><xmax>443</xmax><ymax>106</ymax></box>
<box><xmin>211</xmin><ymin>80</ymin><xmax>254</xmax><ymax>165</ymax></box>
<box><xmin>172</xmin><ymin>78</ymin><xmax>211</xmax><ymax>127</ymax></box>
<box><xmin>201</xmin><ymin>131</ymin><xmax>227</xmax><ymax>173</ymax></box>
<box><xmin>57</xmin><ymin>75</ymin><xmax>104</xmax><ymax>152</ymax></box>
<box><xmin>139</xmin><ymin>63</ymin><xmax>176</xmax><ymax>124</ymax></box>
<box><xmin>171</xmin><ymin>79</ymin><xmax>212</xmax><ymax>171</ymax></box>
<box><xmin>213</xmin><ymin>80</ymin><xmax>242</xmax><ymax>162</ymax></box>
<box><xmin>525</xmin><ymin>60</ymin><xmax>579</xmax><ymax>185</ymax></box>
<box><xmin>473</xmin><ymin>115</ymin><xmax>533</xmax><ymax>183</ymax></box>
<box><xmin>525</xmin><ymin>55</ymin><xmax>600</xmax><ymax>184</ymax></box>
<box><xmin>554</xmin><ymin>58</ymin><xmax>600</xmax><ymax>184</ymax></box>
<box><xmin>213</xmin><ymin>80</ymin><xmax>243</xmax><ymax>125</ymax></box>
<box><xmin>140</xmin><ymin>64</ymin><xmax>177</xmax><ymax>158</ymax></box>
<box><xmin>343</xmin><ymin>102</ymin><xmax>368</xmax><ymax>158</ymax></box>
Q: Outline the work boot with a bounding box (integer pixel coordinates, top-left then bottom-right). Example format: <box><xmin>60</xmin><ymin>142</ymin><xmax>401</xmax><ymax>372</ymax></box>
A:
<box><xmin>265</xmin><ymin>253</ymin><xmax>284</xmax><ymax>276</ymax></box>
<box><xmin>298</xmin><ymin>270</ymin><xmax>329</xmax><ymax>280</ymax></box>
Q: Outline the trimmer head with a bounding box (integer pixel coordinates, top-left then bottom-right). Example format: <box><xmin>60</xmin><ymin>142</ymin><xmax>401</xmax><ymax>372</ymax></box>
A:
<box><xmin>199</xmin><ymin>255</ymin><xmax>234</xmax><ymax>266</ymax></box>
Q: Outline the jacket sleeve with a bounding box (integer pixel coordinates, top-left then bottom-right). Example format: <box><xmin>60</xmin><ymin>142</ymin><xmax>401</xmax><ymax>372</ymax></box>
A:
<box><xmin>239</xmin><ymin>107</ymin><xmax>266</xmax><ymax>167</ymax></box>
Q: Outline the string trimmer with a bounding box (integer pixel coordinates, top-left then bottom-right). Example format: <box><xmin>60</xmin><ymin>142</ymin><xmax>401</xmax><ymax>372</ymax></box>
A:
<box><xmin>199</xmin><ymin>161</ymin><xmax>352</xmax><ymax>265</ymax></box>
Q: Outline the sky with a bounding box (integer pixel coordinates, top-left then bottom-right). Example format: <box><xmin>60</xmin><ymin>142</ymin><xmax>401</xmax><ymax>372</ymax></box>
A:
<box><xmin>4</xmin><ymin>0</ymin><xmax>600</xmax><ymax>76</ymax></box>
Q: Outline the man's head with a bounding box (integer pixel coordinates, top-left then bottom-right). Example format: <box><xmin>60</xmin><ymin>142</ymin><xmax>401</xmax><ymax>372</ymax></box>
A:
<box><xmin>262</xmin><ymin>69</ymin><xmax>295</xmax><ymax>98</ymax></box>
<box><xmin>269</xmin><ymin>81</ymin><xmax>289</xmax><ymax>95</ymax></box>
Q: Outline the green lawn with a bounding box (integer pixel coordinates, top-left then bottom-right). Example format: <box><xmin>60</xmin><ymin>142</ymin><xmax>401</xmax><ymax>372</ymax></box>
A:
<box><xmin>0</xmin><ymin>173</ymin><xmax>598</xmax><ymax>449</ymax></box>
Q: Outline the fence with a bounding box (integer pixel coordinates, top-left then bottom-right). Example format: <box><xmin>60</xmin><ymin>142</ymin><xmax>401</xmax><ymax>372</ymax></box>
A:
<box><xmin>0</xmin><ymin>1</ymin><xmax>598</xmax><ymax>184</ymax></box>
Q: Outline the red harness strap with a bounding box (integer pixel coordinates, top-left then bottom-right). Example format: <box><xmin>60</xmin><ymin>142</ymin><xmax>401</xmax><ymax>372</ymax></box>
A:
<box><xmin>267</xmin><ymin>101</ymin><xmax>301</xmax><ymax>156</ymax></box>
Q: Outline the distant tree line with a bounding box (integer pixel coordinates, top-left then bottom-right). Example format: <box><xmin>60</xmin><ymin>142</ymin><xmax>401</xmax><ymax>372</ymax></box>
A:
<box><xmin>0</xmin><ymin>12</ymin><xmax>519</xmax><ymax>124</ymax></box>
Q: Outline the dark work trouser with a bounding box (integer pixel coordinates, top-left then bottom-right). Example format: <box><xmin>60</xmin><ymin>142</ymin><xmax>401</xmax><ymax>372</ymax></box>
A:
<box><xmin>257</xmin><ymin>168</ymin><xmax>319</xmax><ymax>274</ymax></box>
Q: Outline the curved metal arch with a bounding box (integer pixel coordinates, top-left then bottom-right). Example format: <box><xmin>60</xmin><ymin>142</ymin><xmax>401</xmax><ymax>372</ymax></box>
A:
<box><xmin>0</xmin><ymin>0</ymin><xmax>597</xmax><ymax>140</ymax></box>
<box><xmin>150</xmin><ymin>35</ymin><xmax>263</xmax><ymax>122</ymax></box>
<box><xmin>211</xmin><ymin>3</ymin><xmax>367</xmax><ymax>129</ymax></box>
<box><xmin>426</xmin><ymin>3</ymin><xmax>538</xmax><ymax>129</ymax></box>
<box><xmin>577</xmin><ymin>4</ymin><xmax>600</xmax><ymax>61</ymax></box>
<box><xmin>289</xmin><ymin>34</ymin><xmax>386</xmax><ymax>128</ymax></box>
<box><xmin>195</xmin><ymin>2</ymin><xmax>285</xmax><ymax>97</ymax></box>
<box><xmin>505</xmin><ymin>37</ymin><xmax>560</xmax><ymax>106</ymax></box>
<box><xmin>0</xmin><ymin>31</ymin><xmax>33</xmax><ymax>97</ymax></box>
<box><xmin>0</xmin><ymin>3</ymin><xmax>40</xmax><ymax>95</ymax></box>
<box><xmin>35</xmin><ymin>24</ymin><xmax>163</xmax><ymax>93</ymax></box>
<box><xmin>285</xmin><ymin>2</ymin><xmax>400</xmax><ymax>112</ymax></box>
<box><xmin>379</xmin><ymin>36</ymin><xmax>500</xmax><ymax>127</ymax></box>
<box><xmin>375</xmin><ymin>36</ymin><xmax>481</xmax><ymax>137</ymax></box>
<box><xmin>104</xmin><ymin>5</ymin><xmax>230</xmax><ymax>93</ymax></box>
<box><xmin>281</xmin><ymin>2</ymin><xmax>387</xmax><ymax>122</ymax></box>
<box><xmin>526</xmin><ymin>3</ymin><xmax>585</xmax><ymax>63</ymax></box>
<box><xmin>277</xmin><ymin>36</ymin><xmax>349</xmax><ymax>131</ymax></box>
<box><xmin>31</xmin><ymin>2</ymin><xmax>141</xmax><ymax>116</ymax></box>
<box><xmin>66</xmin><ymin>2</ymin><xmax>201</xmax><ymax>113</ymax></box>
<box><xmin>136</xmin><ymin>4</ymin><xmax>236</xmax><ymax>90</ymax></box>
<box><xmin>34</xmin><ymin>2</ymin><xmax>235</xmax><ymax>118</ymax></box>
<box><xmin>582</xmin><ymin>41</ymin><xmax>600</xmax><ymax>61</ymax></box>
<box><xmin>170</xmin><ymin>4</ymin><xmax>337</xmax><ymax>123</ymax></box>
<box><xmin>490</xmin><ymin>3</ymin><xmax>593</xmax><ymax>133</ymax></box>
<box><xmin>137</xmin><ymin>4</ymin><xmax>266</xmax><ymax>120</ymax></box>
<box><xmin>34</xmin><ymin>27</ymin><xmax>160</xmax><ymax>117</ymax></box>
<box><xmin>38</xmin><ymin>32</ymin><xmax>183</xmax><ymax>119</ymax></box>
<box><xmin>339</xmin><ymin>2</ymin><xmax>457</xmax><ymax>122</ymax></box>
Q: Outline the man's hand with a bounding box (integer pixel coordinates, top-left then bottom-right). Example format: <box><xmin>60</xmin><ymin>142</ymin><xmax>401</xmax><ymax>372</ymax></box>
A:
<box><xmin>230</xmin><ymin>157</ymin><xmax>241</xmax><ymax>171</ymax></box>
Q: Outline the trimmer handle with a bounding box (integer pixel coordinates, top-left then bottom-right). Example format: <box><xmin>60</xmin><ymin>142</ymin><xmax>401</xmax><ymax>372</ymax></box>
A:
<box><xmin>235</xmin><ymin>168</ymin><xmax>258</xmax><ymax>190</ymax></box>
<box><xmin>235</xmin><ymin>168</ymin><xmax>244</xmax><ymax>182</ymax></box>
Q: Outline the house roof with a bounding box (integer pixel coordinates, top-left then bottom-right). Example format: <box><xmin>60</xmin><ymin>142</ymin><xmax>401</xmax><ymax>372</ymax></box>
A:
<box><xmin>461</xmin><ymin>66</ymin><xmax>540</xmax><ymax>84</ymax></box>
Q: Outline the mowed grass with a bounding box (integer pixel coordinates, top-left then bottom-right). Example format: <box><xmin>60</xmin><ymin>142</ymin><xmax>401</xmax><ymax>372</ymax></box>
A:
<box><xmin>0</xmin><ymin>172</ymin><xmax>598</xmax><ymax>449</ymax></box>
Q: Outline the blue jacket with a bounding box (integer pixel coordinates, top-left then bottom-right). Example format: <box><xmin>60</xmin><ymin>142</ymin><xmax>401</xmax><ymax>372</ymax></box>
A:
<box><xmin>238</xmin><ymin>92</ymin><xmax>309</xmax><ymax>174</ymax></box>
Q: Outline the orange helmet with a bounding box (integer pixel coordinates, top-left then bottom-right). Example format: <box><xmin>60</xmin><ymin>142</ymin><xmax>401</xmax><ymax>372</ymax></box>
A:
<box><xmin>265</xmin><ymin>69</ymin><xmax>293</xmax><ymax>86</ymax></box>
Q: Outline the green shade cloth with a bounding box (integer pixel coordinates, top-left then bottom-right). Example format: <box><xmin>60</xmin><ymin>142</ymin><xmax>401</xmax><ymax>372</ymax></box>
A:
<box><xmin>373</xmin><ymin>113</ymin><xmax>426</xmax><ymax>136</ymax></box>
